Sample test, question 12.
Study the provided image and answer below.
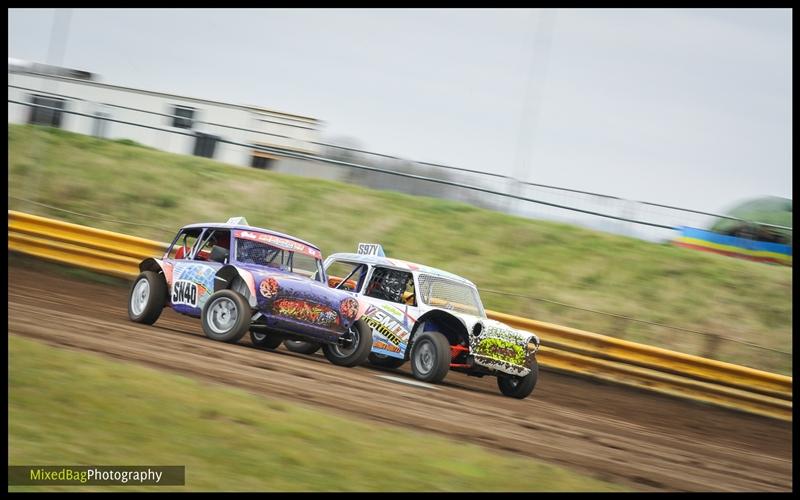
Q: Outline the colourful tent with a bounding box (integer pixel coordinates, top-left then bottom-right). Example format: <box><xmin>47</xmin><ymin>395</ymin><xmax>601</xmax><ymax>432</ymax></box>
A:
<box><xmin>672</xmin><ymin>196</ymin><xmax>792</xmax><ymax>266</ymax></box>
<box><xmin>710</xmin><ymin>196</ymin><xmax>792</xmax><ymax>244</ymax></box>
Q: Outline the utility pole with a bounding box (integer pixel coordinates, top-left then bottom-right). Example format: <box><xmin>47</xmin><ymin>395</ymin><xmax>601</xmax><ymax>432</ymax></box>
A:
<box><xmin>509</xmin><ymin>8</ymin><xmax>556</xmax><ymax>218</ymax></box>
<box><xmin>45</xmin><ymin>8</ymin><xmax>72</xmax><ymax>69</ymax></box>
<box><xmin>26</xmin><ymin>8</ymin><xmax>72</xmax><ymax>208</ymax></box>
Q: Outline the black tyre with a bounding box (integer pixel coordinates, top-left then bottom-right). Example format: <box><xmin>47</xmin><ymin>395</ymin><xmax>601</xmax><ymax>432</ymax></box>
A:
<box><xmin>322</xmin><ymin>320</ymin><xmax>373</xmax><ymax>367</ymax></box>
<box><xmin>284</xmin><ymin>339</ymin><xmax>322</xmax><ymax>355</ymax></box>
<box><xmin>201</xmin><ymin>290</ymin><xmax>251</xmax><ymax>343</ymax></box>
<box><xmin>250</xmin><ymin>330</ymin><xmax>284</xmax><ymax>349</ymax></box>
<box><xmin>128</xmin><ymin>270</ymin><xmax>167</xmax><ymax>325</ymax></box>
<box><xmin>368</xmin><ymin>352</ymin><xmax>406</xmax><ymax>369</ymax></box>
<box><xmin>409</xmin><ymin>331</ymin><xmax>451</xmax><ymax>383</ymax></box>
<box><xmin>497</xmin><ymin>358</ymin><xmax>539</xmax><ymax>399</ymax></box>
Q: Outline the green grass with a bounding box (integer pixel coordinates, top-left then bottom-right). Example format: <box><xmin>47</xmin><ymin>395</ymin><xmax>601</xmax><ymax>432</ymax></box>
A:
<box><xmin>8</xmin><ymin>336</ymin><xmax>626</xmax><ymax>492</ymax></box>
<box><xmin>8</xmin><ymin>125</ymin><xmax>792</xmax><ymax>373</ymax></box>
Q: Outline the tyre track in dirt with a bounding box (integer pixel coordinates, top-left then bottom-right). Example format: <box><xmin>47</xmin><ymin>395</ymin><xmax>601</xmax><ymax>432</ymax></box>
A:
<box><xmin>8</xmin><ymin>267</ymin><xmax>792</xmax><ymax>491</ymax></box>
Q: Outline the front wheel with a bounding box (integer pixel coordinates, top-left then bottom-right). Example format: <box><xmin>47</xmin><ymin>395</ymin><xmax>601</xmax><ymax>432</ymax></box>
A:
<box><xmin>322</xmin><ymin>320</ymin><xmax>372</xmax><ymax>367</ymax></box>
<box><xmin>201</xmin><ymin>290</ymin><xmax>251</xmax><ymax>343</ymax></box>
<box><xmin>497</xmin><ymin>358</ymin><xmax>538</xmax><ymax>399</ymax></box>
<box><xmin>409</xmin><ymin>331</ymin><xmax>451</xmax><ymax>383</ymax></box>
<box><xmin>128</xmin><ymin>271</ymin><xmax>167</xmax><ymax>325</ymax></box>
<box><xmin>284</xmin><ymin>339</ymin><xmax>322</xmax><ymax>355</ymax></box>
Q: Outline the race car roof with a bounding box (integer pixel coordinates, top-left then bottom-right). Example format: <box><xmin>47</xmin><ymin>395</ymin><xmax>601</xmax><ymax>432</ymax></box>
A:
<box><xmin>326</xmin><ymin>252</ymin><xmax>477</xmax><ymax>288</ymax></box>
<box><xmin>179</xmin><ymin>222</ymin><xmax>320</xmax><ymax>252</ymax></box>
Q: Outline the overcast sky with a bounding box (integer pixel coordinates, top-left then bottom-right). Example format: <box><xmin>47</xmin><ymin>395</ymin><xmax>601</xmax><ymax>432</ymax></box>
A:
<box><xmin>8</xmin><ymin>8</ymin><xmax>792</xmax><ymax>214</ymax></box>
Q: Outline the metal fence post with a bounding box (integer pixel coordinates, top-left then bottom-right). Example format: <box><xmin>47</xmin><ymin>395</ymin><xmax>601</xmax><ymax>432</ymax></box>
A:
<box><xmin>702</xmin><ymin>333</ymin><xmax>722</xmax><ymax>359</ymax></box>
<box><xmin>612</xmin><ymin>315</ymin><xmax>629</xmax><ymax>340</ymax></box>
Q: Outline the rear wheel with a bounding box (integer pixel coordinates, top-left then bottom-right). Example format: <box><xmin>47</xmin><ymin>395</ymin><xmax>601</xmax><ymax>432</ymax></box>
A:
<box><xmin>201</xmin><ymin>290</ymin><xmax>251</xmax><ymax>343</ymax></box>
<box><xmin>284</xmin><ymin>339</ymin><xmax>322</xmax><ymax>355</ymax></box>
<box><xmin>250</xmin><ymin>330</ymin><xmax>284</xmax><ymax>349</ymax></box>
<box><xmin>497</xmin><ymin>358</ymin><xmax>539</xmax><ymax>399</ymax></box>
<box><xmin>409</xmin><ymin>331</ymin><xmax>451</xmax><ymax>383</ymax></box>
<box><xmin>322</xmin><ymin>320</ymin><xmax>372</xmax><ymax>367</ymax></box>
<box><xmin>368</xmin><ymin>352</ymin><xmax>406</xmax><ymax>369</ymax></box>
<box><xmin>128</xmin><ymin>271</ymin><xmax>167</xmax><ymax>325</ymax></box>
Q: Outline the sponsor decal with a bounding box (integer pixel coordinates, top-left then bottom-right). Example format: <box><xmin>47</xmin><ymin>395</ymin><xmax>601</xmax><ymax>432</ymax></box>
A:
<box><xmin>377</xmin><ymin>303</ymin><xmax>415</xmax><ymax>329</ymax></box>
<box><xmin>363</xmin><ymin>306</ymin><xmax>408</xmax><ymax>347</ymax></box>
<box><xmin>381</xmin><ymin>304</ymin><xmax>403</xmax><ymax>318</ymax></box>
<box><xmin>259</xmin><ymin>278</ymin><xmax>279</xmax><ymax>298</ymax></box>
<box><xmin>235</xmin><ymin>230</ymin><xmax>322</xmax><ymax>259</ymax></box>
<box><xmin>373</xmin><ymin>340</ymin><xmax>401</xmax><ymax>353</ymax></box>
<box><xmin>172</xmin><ymin>280</ymin><xmax>198</xmax><ymax>307</ymax></box>
<box><xmin>273</xmin><ymin>298</ymin><xmax>339</xmax><ymax>327</ymax></box>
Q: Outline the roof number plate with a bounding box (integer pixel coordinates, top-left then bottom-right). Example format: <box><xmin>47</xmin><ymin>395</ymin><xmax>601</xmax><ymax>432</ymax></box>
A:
<box><xmin>226</xmin><ymin>216</ymin><xmax>249</xmax><ymax>225</ymax></box>
<box><xmin>358</xmin><ymin>243</ymin><xmax>385</xmax><ymax>257</ymax></box>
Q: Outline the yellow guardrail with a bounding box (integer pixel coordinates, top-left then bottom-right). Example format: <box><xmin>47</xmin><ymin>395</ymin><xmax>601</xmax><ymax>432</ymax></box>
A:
<box><xmin>538</xmin><ymin>347</ymin><xmax>791</xmax><ymax>419</ymax></box>
<box><xmin>488</xmin><ymin>310</ymin><xmax>792</xmax><ymax>400</ymax></box>
<box><xmin>7</xmin><ymin>210</ymin><xmax>792</xmax><ymax>421</ymax></box>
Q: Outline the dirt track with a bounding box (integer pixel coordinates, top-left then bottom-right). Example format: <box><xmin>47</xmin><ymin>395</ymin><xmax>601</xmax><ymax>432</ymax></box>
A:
<box><xmin>8</xmin><ymin>265</ymin><xmax>792</xmax><ymax>491</ymax></box>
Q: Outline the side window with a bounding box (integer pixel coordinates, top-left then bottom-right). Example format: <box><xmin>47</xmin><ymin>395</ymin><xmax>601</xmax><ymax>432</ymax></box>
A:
<box><xmin>236</xmin><ymin>238</ymin><xmax>285</xmax><ymax>268</ymax></box>
<box><xmin>168</xmin><ymin>228</ymin><xmax>203</xmax><ymax>260</ymax></box>
<box><xmin>194</xmin><ymin>230</ymin><xmax>231</xmax><ymax>262</ymax></box>
<box><xmin>290</xmin><ymin>253</ymin><xmax>321</xmax><ymax>281</ymax></box>
<box><xmin>326</xmin><ymin>261</ymin><xmax>368</xmax><ymax>292</ymax></box>
<box><xmin>365</xmin><ymin>267</ymin><xmax>414</xmax><ymax>305</ymax></box>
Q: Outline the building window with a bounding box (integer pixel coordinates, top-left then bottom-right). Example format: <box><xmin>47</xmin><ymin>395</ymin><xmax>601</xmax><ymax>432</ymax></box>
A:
<box><xmin>28</xmin><ymin>95</ymin><xmax>66</xmax><ymax>128</ymax></box>
<box><xmin>171</xmin><ymin>105</ymin><xmax>195</xmax><ymax>129</ymax></box>
<box><xmin>251</xmin><ymin>148</ymin><xmax>278</xmax><ymax>170</ymax></box>
<box><xmin>251</xmin><ymin>155</ymin><xmax>274</xmax><ymax>170</ymax></box>
<box><xmin>193</xmin><ymin>132</ymin><xmax>219</xmax><ymax>159</ymax></box>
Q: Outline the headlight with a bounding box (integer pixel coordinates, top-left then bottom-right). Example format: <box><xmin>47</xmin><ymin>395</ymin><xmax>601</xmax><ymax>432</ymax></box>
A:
<box><xmin>527</xmin><ymin>333</ymin><xmax>540</xmax><ymax>352</ymax></box>
<box><xmin>472</xmin><ymin>321</ymin><xmax>484</xmax><ymax>337</ymax></box>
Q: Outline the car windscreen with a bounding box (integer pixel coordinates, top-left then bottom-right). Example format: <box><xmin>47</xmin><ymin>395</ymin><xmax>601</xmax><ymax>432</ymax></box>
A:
<box><xmin>235</xmin><ymin>237</ymin><xmax>322</xmax><ymax>281</ymax></box>
<box><xmin>418</xmin><ymin>274</ymin><xmax>485</xmax><ymax>317</ymax></box>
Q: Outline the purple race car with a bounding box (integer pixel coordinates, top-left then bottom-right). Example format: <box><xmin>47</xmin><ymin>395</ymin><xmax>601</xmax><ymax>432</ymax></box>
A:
<box><xmin>127</xmin><ymin>217</ymin><xmax>373</xmax><ymax>367</ymax></box>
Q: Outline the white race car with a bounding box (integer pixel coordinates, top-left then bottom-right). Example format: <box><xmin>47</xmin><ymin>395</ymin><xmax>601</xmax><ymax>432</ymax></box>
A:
<box><xmin>284</xmin><ymin>244</ymin><xmax>541</xmax><ymax>399</ymax></box>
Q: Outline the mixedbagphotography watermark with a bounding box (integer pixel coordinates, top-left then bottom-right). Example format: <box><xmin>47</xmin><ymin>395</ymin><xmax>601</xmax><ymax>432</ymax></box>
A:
<box><xmin>8</xmin><ymin>465</ymin><xmax>185</xmax><ymax>486</ymax></box>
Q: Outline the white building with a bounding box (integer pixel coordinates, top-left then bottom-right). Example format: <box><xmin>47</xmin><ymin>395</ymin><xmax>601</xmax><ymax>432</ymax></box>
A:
<box><xmin>8</xmin><ymin>59</ymin><xmax>347</xmax><ymax>180</ymax></box>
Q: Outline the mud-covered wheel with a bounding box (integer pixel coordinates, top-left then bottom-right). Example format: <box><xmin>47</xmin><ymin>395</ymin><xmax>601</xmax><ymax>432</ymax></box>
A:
<box><xmin>250</xmin><ymin>330</ymin><xmax>284</xmax><ymax>349</ymax></box>
<box><xmin>201</xmin><ymin>290</ymin><xmax>251</xmax><ymax>343</ymax></box>
<box><xmin>128</xmin><ymin>270</ymin><xmax>167</xmax><ymax>325</ymax></box>
<box><xmin>368</xmin><ymin>352</ymin><xmax>406</xmax><ymax>369</ymax></box>
<box><xmin>284</xmin><ymin>339</ymin><xmax>322</xmax><ymax>355</ymax></box>
<box><xmin>322</xmin><ymin>320</ymin><xmax>372</xmax><ymax>367</ymax></box>
<box><xmin>497</xmin><ymin>358</ymin><xmax>539</xmax><ymax>399</ymax></box>
<box><xmin>409</xmin><ymin>331</ymin><xmax>451</xmax><ymax>383</ymax></box>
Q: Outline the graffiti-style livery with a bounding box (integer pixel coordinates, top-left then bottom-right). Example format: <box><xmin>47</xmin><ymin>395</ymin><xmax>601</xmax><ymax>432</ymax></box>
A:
<box><xmin>288</xmin><ymin>244</ymin><xmax>542</xmax><ymax>399</ymax></box>
<box><xmin>127</xmin><ymin>217</ymin><xmax>373</xmax><ymax>367</ymax></box>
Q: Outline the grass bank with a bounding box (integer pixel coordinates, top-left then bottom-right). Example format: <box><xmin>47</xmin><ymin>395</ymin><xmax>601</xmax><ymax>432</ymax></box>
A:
<box><xmin>8</xmin><ymin>125</ymin><xmax>791</xmax><ymax>373</ymax></box>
